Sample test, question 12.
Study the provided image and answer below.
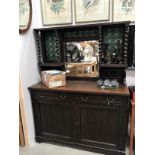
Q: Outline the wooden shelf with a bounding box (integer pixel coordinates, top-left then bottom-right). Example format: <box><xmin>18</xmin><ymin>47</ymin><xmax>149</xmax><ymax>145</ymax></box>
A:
<box><xmin>99</xmin><ymin>64</ymin><xmax>127</xmax><ymax>68</ymax></box>
<box><xmin>39</xmin><ymin>63</ymin><xmax>65</xmax><ymax>67</ymax></box>
<box><xmin>33</xmin><ymin>21</ymin><xmax>130</xmax><ymax>31</ymax></box>
<box><xmin>127</xmin><ymin>67</ymin><xmax>135</xmax><ymax>70</ymax></box>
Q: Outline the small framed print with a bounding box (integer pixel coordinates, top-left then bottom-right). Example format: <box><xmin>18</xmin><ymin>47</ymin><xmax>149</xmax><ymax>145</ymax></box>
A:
<box><xmin>19</xmin><ymin>0</ymin><xmax>32</xmax><ymax>33</ymax></box>
<box><xmin>113</xmin><ymin>0</ymin><xmax>135</xmax><ymax>22</ymax></box>
<box><xmin>41</xmin><ymin>0</ymin><xmax>72</xmax><ymax>25</ymax></box>
<box><xmin>75</xmin><ymin>0</ymin><xmax>110</xmax><ymax>23</ymax></box>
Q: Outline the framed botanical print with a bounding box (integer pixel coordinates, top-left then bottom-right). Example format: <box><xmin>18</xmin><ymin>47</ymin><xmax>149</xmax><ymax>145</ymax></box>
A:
<box><xmin>113</xmin><ymin>0</ymin><xmax>135</xmax><ymax>22</ymax></box>
<box><xmin>19</xmin><ymin>0</ymin><xmax>32</xmax><ymax>33</ymax></box>
<box><xmin>75</xmin><ymin>0</ymin><xmax>110</xmax><ymax>23</ymax></box>
<box><xmin>41</xmin><ymin>0</ymin><xmax>72</xmax><ymax>25</ymax></box>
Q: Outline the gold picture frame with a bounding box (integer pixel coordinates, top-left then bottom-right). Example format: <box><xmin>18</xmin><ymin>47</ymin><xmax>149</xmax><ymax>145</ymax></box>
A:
<box><xmin>75</xmin><ymin>0</ymin><xmax>110</xmax><ymax>23</ymax></box>
<box><xmin>113</xmin><ymin>0</ymin><xmax>135</xmax><ymax>22</ymax></box>
<box><xmin>19</xmin><ymin>0</ymin><xmax>32</xmax><ymax>33</ymax></box>
<box><xmin>41</xmin><ymin>0</ymin><xmax>72</xmax><ymax>25</ymax></box>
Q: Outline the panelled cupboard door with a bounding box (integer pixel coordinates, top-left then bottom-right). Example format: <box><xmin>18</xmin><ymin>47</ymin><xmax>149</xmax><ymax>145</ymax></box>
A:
<box><xmin>32</xmin><ymin>96</ymin><xmax>75</xmax><ymax>142</ymax></box>
<box><xmin>77</xmin><ymin>102</ymin><xmax>127</xmax><ymax>151</ymax></box>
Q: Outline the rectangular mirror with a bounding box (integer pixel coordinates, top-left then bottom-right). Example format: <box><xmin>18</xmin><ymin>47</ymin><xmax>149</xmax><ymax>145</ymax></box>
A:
<box><xmin>65</xmin><ymin>40</ymin><xmax>99</xmax><ymax>77</ymax></box>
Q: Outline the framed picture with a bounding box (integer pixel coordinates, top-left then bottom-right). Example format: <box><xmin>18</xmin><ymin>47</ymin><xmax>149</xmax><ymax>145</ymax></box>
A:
<box><xmin>19</xmin><ymin>0</ymin><xmax>32</xmax><ymax>33</ymax></box>
<box><xmin>113</xmin><ymin>0</ymin><xmax>135</xmax><ymax>22</ymax></box>
<box><xmin>75</xmin><ymin>0</ymin><xmax>110</xmax><ymax>23</ymax></box>
<box><xmin>41</xmin><ymin>0</ymin><xmax>72</xmax><ymax>25</ymax></box>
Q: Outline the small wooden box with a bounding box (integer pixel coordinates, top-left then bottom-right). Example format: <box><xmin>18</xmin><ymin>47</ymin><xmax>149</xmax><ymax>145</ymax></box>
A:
<box><xmin>41</xmin><ymin>70</ymin><xmax>66</xmax><ymax>88</ymax></box>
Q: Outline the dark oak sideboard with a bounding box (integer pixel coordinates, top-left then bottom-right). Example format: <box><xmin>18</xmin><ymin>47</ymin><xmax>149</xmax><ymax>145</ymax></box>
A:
<box><xmin>29</xmin><ymin>80</ymin><xmax>130</xmax><ymax>155</ymax></box>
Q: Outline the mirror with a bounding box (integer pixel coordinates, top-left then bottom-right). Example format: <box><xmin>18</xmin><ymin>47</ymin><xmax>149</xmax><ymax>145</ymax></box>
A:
<box><xmin>19</xmin><ymin>0</ymin><xmax>32</xmax><ymax>33</ymax></box>
<box><xmin>65</xmin><ymin>40</ymin><xmax>99</xmax><ymax>77</ymax></box>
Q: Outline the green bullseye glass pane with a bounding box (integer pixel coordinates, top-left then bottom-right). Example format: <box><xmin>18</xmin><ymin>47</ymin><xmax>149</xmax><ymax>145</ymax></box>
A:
<box><xmin>45</xmin><ymin>32</ymin><xmax>57</xmax><ymax>62</ymax></box>
<box><xmin>103</xmin><ymin>28</ymin><xmax>123</xmax><ymax>56</ymax></box>
<box><xmin>64</xmin><ymin>29</ymin><xmax>98</xmax><ymax>38</ymax></box>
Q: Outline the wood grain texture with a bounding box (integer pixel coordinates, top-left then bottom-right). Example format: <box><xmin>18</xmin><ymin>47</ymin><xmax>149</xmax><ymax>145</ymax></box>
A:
<box><xmin>19</xmin><ymin>78</ymin><xmax>29</xmax><ymax>146</ymax></box>
<box><xmin>29</xmin><ymin>80</ymin><xmax>130</xmax><ymax>96</ymax></box>
<box><xmin>29</xmin><ymin>80</ymin><xmax>130</xmax><ymax>155</ymax></box>
<box><xmin>19</xmin><ymin>108</ymin><xmax>25</xmax><ymax>147</ymax></box>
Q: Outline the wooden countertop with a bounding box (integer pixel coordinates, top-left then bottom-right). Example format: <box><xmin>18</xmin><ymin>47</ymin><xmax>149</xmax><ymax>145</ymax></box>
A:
<box><xmin>29</xmin><ymin>80</ymin><xmax>130</xmax><ymax>96</ymax></box>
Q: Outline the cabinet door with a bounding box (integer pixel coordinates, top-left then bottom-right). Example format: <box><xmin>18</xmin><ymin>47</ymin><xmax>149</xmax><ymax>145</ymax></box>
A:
<box><xmin>77</xmin><ymin>101</ymin><xmax>128</xmax><ymax>151</ymax></box>
<box><xmin>32</xmin><ymin>92</ymin><xmax>76</xmax><ymax>142</ymax></box>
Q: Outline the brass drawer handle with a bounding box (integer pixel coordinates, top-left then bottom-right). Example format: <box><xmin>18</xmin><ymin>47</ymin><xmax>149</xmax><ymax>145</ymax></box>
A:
<box><xmin>39</xmin><ymin>95</ymin><xmax>45</xmax><ymax>98</ymax></box>
<box><xmin>106</xmin><ymin>98</ymin><xmax>111</xmax><ymax>106</ymax></box>
<box><xmin>81</xmin><ymin>97</ymin><xmax>88</xmax><ymax>102</ymax></box>
<box><xmin>60</xmin><ymin>95</ymin><xmax>67</xmax><ymax>100</ymax></box>
<box><xmin>106</xmin><ymin>98</ymin><xmax>109</xmax><ymax>106</ymax></box>
<box><xmin>106</xmin><ymin>98</ymin><xmax>116</xmax><ymax>106</ymax></box>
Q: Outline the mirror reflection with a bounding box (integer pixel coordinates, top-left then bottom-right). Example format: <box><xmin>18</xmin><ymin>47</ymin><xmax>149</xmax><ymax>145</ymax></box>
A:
<box><xmin>65</xmin><ymin>41</ymin><xmax>99</xmax><ymax>77</ymax></box>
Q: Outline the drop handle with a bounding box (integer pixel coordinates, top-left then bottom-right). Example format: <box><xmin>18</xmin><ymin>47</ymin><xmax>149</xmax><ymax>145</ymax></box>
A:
<box><xmin>108</xmin><ymin>100</ymin><xmax>110</xmax><ymax>106</ymax></box>
<box><xmin>60</xmin><ymin>95</ymin><xmax>67</xmax><ymax>100</ymax></box>
<box><xmin>81</xmin><ymin>97</ymin><xmax>88</xmax><ymax>102</ymax></box>
<box><xmin>106</xmin><ymin>98</ymin><xmax>110</xmax><ymax>106</ymax></box>
<box><xmin>106</xmin><ymin>98</ymin><xmax>115</xmax><ymax>106</ymax></box>
<box><xmin>39</xmin><ymin>95</ymin><xmax>45</xmax><ymax>98</ymax></box>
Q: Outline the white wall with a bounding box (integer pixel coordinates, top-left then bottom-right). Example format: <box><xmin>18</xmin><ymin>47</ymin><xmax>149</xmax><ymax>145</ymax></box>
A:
<box><xmin>19</xmin><ymin>6</ymin><xmax>40</xmax><ymax>144</ymax></box>
<box><xmin>20</xmin><ymin>0</ymin><xmax>135</xmax><ymax>145</ymax></box>
<box><xmin>126</xmin><ymin>69</ymin><xmax>135</xmax><ymax>86</ymax></box>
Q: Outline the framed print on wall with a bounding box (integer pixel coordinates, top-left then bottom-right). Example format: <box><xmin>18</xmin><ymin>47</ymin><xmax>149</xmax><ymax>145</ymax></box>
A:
<box><xmin>113</xmin><ymin>0</ymin><xmax>135</xmax><ymax>22</ymax></box>
<box><xmin>41</xmin><ymin>0</ymin><xmax>72</xmax><ymax>25</ymax></box>
<box><xmin>19</xmin><ymin>0</ymin><xmax>32</xmax><ymax>33</ymax></box>
<box><xmin>75</xmin><ymin>0</ymin><xmax>110</xmax><ymax>23</ymax></box>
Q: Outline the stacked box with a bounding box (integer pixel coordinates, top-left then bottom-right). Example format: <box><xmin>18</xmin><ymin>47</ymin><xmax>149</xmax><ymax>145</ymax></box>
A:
<box><xmin>41</xmin><ymin>70</ymin><xmax>66</xmax><ymax>88</ymax></box>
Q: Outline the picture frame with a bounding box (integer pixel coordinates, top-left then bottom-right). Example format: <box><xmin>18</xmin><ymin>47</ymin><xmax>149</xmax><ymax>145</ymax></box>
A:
<box><xmin>75</xmin><ymin>0</ymin><xmax>110</xmax><ymax>23</ymax></box>
<box><xmin>19</xmin><ymin>0</ymin><xmax>32</xmax><ymax>33</ymax></box>
<box><xmin>113</xmin><ymin>0</ymin><xmax>135</xmax><ymax>22</ymax></box>
<box><xmin>41</xmin><ymin>0</ymin><xmax>72</xmax><ymax>25</ymax></box>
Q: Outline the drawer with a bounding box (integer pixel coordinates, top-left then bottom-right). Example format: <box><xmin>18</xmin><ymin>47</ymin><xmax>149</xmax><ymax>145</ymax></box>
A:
<box><xmin>31</xmin><ymin>90</ymin><xmax>127</xmax><ymax>106</ymax></box>
<box><xmin>32</xmin><ymin>91</ymin><xmax>73</xmax><ymax>102</ymax></box>
<box><xmin>75</xmin><ymin>93</ymin><xmax>125</xmax><ymax>105</ymax></box>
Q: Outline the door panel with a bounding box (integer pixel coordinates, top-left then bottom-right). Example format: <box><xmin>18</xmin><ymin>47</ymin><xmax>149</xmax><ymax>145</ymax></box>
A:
<box><xmin>77</xmin><ymin>103</ymin><xmax>121</xmax><ymax>150</ymax></box>
<box><xmin>38</xmin><ymin>100</ymin><xmax>75</xmax><ymax>142</ymax></box>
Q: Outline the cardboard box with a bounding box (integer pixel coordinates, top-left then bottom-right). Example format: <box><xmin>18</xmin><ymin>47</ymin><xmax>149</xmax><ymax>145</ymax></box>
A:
<box><xmin>41</xmin><ymin>70</ymin><xmax>66</xmax><ymax>88</ymax></box>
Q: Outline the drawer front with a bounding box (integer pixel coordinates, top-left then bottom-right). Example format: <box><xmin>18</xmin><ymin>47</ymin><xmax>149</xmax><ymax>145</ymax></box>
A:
<box><xmin>75</xmin><ymin>93</ymin><xmax>126</xmax><ymax>106</ymax></box>
<box><xmin>31</xmin><ymin>90</ymin><xmax>127</xmax><ymax>106</ymax></box>
<box><xmin>32</xmin><ymin>90</ymin><xmax>73</xmax><ymax>103</ymax></box>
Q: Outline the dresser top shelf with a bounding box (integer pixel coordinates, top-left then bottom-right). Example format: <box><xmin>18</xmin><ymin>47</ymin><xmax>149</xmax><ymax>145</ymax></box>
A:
<box><xmin>29</xmin><ymin>80</ymin><xmax>130</xmax><ymax>96</ymax></box>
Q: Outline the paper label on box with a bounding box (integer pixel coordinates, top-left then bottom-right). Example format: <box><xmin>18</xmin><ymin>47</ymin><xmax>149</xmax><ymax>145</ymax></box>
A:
<box><xmin>49</xmin><ymin>81</ymin><xmax>62</xmax><ymax>87</ymax></box>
